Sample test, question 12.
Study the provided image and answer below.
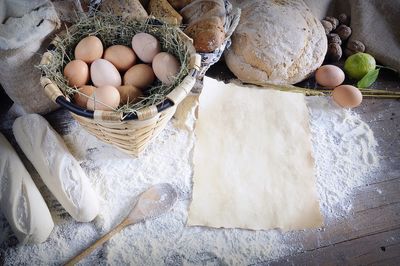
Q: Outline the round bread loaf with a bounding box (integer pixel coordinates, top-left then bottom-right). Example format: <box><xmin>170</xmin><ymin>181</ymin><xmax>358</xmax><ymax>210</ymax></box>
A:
<box><xmin>225</xmin><ymin>0</ymin><xmax>327</xmax><ymax>85</ymax></box>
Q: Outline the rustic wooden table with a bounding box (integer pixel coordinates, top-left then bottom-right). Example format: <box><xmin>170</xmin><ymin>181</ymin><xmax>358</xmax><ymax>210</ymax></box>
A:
<box><xmin>0</xmin><ymin>63</ymin><xmax>399</xmax><ymax>265</ymax></box>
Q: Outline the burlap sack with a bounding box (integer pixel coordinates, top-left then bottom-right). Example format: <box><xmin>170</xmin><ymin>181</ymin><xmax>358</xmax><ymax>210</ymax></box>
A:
<box><xmin>304</xmin><ymin>0</ymin><xmax>400</xmax><ymax>73</ymax></box>
<box><xmin>347</xmin><ymin>0</ymin><xmax>400</xmax><ymax>73</ymax></box>
<box><xmin>0</xmin><ymin>0</ymin><xmax>60</xmax><ymax>114</ymax></box>
<box><xmin>52</xmin><ymin>0</ymin><xmax>83</xmax><ymax>23</ymax></box>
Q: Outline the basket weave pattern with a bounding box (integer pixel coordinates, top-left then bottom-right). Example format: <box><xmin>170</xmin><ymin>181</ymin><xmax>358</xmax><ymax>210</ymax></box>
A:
<box><xmin>71</xmin><ymin>106</ymin><xmax>176</xmax><ymax>155</ymax></box>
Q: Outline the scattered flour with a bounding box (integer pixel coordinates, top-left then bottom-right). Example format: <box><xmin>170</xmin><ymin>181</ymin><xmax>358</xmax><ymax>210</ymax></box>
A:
<box><xmin>308</xmin><ymin>97</ymin><xmax>379</xmax><ymax>218</ymax></box>
<box><xmin>0</xmin><ymin>96</ymin><xmax>379</xmax><ymax>265</ymax></box>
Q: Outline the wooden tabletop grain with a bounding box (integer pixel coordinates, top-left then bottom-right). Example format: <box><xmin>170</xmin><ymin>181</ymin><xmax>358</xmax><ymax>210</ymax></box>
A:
<box><xmin>0</xmin><ymin>62</ymin><xmax>399</xmax><ymax>265</ymax></box>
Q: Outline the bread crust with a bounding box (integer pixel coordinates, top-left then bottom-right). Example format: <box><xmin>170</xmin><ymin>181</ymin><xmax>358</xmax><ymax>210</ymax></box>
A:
<box><xmin>184</xmin><ymin>16</ymin><xmax>225</xmax><ymax>52</ymax></box>
<box><xmin>225</xmin><ymin>0</ymin><xmax>327</xmax><ymax>85</ymax></box>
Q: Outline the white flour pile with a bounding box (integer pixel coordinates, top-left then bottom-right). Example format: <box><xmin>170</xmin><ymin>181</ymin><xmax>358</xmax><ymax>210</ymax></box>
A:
<box><xmin>0</xmin><ymin>96</ymin><xmax>379</xmax><ymax>265</ymax></box>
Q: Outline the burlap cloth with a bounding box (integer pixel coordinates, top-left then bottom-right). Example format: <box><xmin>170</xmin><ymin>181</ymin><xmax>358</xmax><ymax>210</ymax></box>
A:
<box><xmin>305</xmin><ymin>0</ymin><xmax>400</xmax><ymax>73</ymax></box>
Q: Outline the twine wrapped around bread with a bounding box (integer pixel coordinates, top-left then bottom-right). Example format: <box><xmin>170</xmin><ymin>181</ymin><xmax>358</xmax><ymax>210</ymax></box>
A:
<box><xmin>39</xmin><ymin>13</ymin><xmax>200</xmax><ymax>156</ymax></box>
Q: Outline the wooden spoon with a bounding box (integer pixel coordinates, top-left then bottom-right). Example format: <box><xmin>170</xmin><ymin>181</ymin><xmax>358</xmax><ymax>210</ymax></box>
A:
<box><xmin>65</xmin><ymin>183</ymin><xmax>178</xmax><ymax>266</ymax></box>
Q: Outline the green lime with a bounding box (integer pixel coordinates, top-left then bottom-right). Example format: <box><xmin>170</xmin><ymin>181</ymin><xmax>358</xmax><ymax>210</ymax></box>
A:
<box><xmin>344</xmin><ymin>52</ymin><xmax>376</xmax><ymax>80</ymax></box>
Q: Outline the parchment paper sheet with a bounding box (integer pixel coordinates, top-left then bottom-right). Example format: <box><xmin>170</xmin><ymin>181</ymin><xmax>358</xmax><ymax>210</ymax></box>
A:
<box><xmin>188</xmin><ymin>77</ymin><xmax>323</xmax><ymax>231</ymax></box>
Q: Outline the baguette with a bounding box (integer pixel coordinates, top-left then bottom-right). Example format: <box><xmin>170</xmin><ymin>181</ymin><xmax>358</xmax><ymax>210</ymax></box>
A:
<box><xmin>0</xmin><ymin>133</ymin><xmax>54</xmax><ymax>244</ymax></box>
<box><xmin>13</xmin><ymin>114</ymin><xmax>100</xmax><ymax>223</ymax></box>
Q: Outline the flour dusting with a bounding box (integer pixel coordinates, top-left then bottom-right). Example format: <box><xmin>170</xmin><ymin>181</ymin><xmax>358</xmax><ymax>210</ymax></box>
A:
<box><xmin>1</xmin><ymin>96</ymin><xmax>379</xmax><ymax>265</ymax></box>
<box><xmin>308</xmin><ymin>97</ymin><xmax>379</xmax><ymax>218</ymax></box>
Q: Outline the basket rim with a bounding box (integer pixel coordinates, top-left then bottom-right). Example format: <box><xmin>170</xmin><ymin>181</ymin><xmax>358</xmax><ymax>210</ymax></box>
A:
<box><xmin>41</xmin><ymin>17</ymin><xmax>200</xmax><ymax>121</ymax></box>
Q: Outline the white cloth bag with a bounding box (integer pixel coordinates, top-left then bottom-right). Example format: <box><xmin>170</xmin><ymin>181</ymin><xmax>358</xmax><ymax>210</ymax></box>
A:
<box><xmin>0</xmin><ymin>0</ymin><xmax>60</xmax><ymax>114</ymax></box>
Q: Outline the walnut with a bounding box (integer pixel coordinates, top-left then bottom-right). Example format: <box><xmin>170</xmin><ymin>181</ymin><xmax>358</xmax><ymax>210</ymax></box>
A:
<box><xmin>345</xmin><ymin>40</ymin><xmax>366</xmax><ymax>57</ymax></box>
<box><xmin>327</xmin><ymin>33</ymin><xmax>342</xmax><ymax>45</ymax></box>
<box><xmin>326</xmin><ymin>43</ymin><xmax>342</xmax><ymax>62</ymax></box>
<box><xmin>324</xmin><ymin>16</ymin><xmax>339</xmax><ymax>30</ymax></box>
<box><xmin>338</xmin><ymin>13</ymin><xmax>350</xmax><ymax>26</ymax></box>
<box><xmin>321</xmin><ymin>20</ymin><xmax>333</xmax><ymax>34</ymax></box>
<box><xmin>335</xmin><ymin>25</ymin><xmax>352</xmax><ymax>41</ymax></box>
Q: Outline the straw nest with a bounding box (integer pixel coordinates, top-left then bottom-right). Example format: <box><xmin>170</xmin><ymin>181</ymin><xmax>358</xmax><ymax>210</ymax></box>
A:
<box><xmin>38</xmin><ymin>12</ymin><xmax>192</xmax><ymax>115</ymax></box>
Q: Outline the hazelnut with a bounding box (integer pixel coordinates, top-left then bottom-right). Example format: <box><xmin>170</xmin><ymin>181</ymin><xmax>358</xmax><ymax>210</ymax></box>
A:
<box><xmin>335</xmin><ymin>25</ymin><xmax>352</xmax><ymax>41</ymax></box>
<box><xmin>321</xmin><ymin>20</ymin><xmax>333</xmax><ymax>34</ymax></box>
<box><xmin>327</xmin><ymin>33</ymin><xmax>342</xmax><ymax>45</ymax></box>
<box><xmin>326</xmin><ymin>43</ymin><xmax>342</xmax><ymax>62</ymax></box>
<box><xmin>338</xmin><ymin>13</ymin><xmax>350</xmax><ymax>26</ymax></box>
<box><xmin>345</xmin><ymin>40</ymin><xmax>366</xmax><ymax>57</ymax></box>
<box><xmin>324</xmin><ymin>16</ymin><xmax>339</xmax><ymax>30</ymax></box>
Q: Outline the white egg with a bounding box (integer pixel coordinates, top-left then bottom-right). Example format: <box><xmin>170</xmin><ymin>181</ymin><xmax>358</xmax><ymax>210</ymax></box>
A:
<box><xmin>90</xmin><ymin>59</ymin><xmax>122</xmax><ymax>87</ymax></box>
<box><xmin>131</xmin><ymin>33</ymin><xmax>161</xmax><ymax>63</ymax></box>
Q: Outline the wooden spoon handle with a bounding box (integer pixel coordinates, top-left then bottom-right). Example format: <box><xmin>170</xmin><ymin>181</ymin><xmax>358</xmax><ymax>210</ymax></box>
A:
<box><xmin>65</xmin><ymin>219</ymin><xmax>130</xmax><ymax>266</ymax></box>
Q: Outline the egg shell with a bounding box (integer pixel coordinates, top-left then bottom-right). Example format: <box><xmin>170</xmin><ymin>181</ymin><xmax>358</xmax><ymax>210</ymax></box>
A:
<box><xmin>117</xmin><ymin>85</ymin><xmax>143</xmax><ymax>104</ymax></box>
<box><xmin>131</xmin><ymin>33</ymin><xmax>161</xmax><ymax>63</ymax></box>
<box><xmin>86</xmin><ymin>85</ymin><xmax>120</xmax><ymax>111</ymax></box>
<box><xmin>123</xmin><ymin>64</ymin><xmax>155</xmax><ymax>89</ymax></box>
<box><xmin>152</xmin><ymin>52</ymin><xmax>181</xmax><ymax>85</ymax></box>
<box><xmin>75</xmin><ymin>36</ymin><xmax>104</xmax><ymax>64</ymax></box>
<box><xmin>332</xmin><ymin>85</ymin><xmax>363</xmax><ymax>108</ymax></box>
<box><xmin>63</xmin><ymin>60</ymin><xmax>90</xmax><ymax>87</ymax></box>
<box><xmin>315</xmin><ymin>65</ymin><xmax>345</xmax><ymax>88</ymax></box>
<box><xmin>74</xmin><ymin>85</ymin><xmax>96</xmax><ymax>108</ymax></box>
<box><xmin>103</xmin><ymin>45</ymin><xmax>137</xmax><ymax>72</ymax></box>
<box><xmin>90</xmin><ymin>59</ymin><xmax>122</xmax><ymax>87</ymax></box>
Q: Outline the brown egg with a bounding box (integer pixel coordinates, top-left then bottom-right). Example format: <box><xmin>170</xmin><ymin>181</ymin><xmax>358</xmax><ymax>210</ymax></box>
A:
<box><xmin>103</xmin><ymin>45</ymin><xmax>137</xmax><ymax>72</ymax></box>
<box><xmin>131</xmin><ymin>33</ymin><xmax>161</xmax><ymax>63</ymax></box>
<box><xmin>86</xmin><ymin>86</ymin><xmax>120</xmax><ymax>111</ymax></box>
<box><xmin>123</xmin><ymin>64</ymin><xmax>155</xmax><ymax>89</ymax></box>
<box><xmin>152</xmin><ymin>52</ymin><xmax>181</xmax><ymax>85</ymax></box>
<box><xmin>315</xmin><ymin>65</ymin><xmax>345</xmax><ymax>88</ymax></box>
<box><xmin>74</xmin><ymin>85</ymin><xmax>96</xmax><ymax>108</ymax></box>
<box><xmin>117</xmin><ymin>85</ymin><xmax>143</xmax><ymax>104</ymax></box>
<box><xmin>63</xmin><ymin>60</ymin><xmax>90</xmax><ymax>87</ymax></box>
<box><xmin>332</xmin><ymin>85</ymin><xmax>363</xmax><ymax>108</ymax></box>
<box><xmin>75</xmin><ymin>36</ymin><xmax>103</xmax><ymax>64</ymax></box>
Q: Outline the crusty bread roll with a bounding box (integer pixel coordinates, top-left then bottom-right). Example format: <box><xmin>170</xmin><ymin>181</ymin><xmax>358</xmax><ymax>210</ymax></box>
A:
<box><xmin>148</xmin><ymin>0</ymin><xmax>182</xmax><ymax>25</ymax></box>
<box><xmin>0</xmin><ymin>133</ymin><xmax>54</xmax><ymax>244</ymax></box>
<box><xmin>100</xmin><ymin>0</ymin><xmax>148</xmax><ymax>19</ymax></box>
<box><xmin>225</xmin><ymin>0</ymin><xmax>327</xmax><ymax>85</ymax></box>
<box><xmin>184</xmin><ymin>16</ymin><xmax>225</xmax><ymax>52</ymax></box>
<box><xmin>13</xmin><ymin>114</ymin><xmax>99</xmax><ymax>223</ymax></box>
<box><xmin>167</xmin><ymin>0</ymin><xmax>193</xmax><ymax>10</ymax></box>
<box><xmin>180</xmin><ymin>0</ymin><xmax>225</xmax><ymax>25</ymax></box>
<box><xmin>180</xmin><ymin>0</ymin><xmax>226</xmax><ymax>52</ymax></box>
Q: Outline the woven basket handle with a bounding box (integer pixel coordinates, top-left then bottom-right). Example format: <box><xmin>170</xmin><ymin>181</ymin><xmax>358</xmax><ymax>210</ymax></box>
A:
<box><xmin>40</xmin><ymin>51</ymin><xmax>65</xmax><ymax>103</ymax></box>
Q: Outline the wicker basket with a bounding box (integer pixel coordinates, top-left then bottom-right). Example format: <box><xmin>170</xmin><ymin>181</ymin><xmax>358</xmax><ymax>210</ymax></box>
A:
<box><xmin>39</xmin><ymin>18</ymin><xmax>201</xmax><ymax>156</ymax></box>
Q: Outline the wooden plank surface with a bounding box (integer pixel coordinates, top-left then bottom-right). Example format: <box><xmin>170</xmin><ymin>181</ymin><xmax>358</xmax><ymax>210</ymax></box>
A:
<box><xmin>268</xmin><ymin>228</ymin><xmax>400</xmax><ymax>266</ymax></box>
<box><xmin>0</xmin><ymin>65</ymin><xmax>399</xmax><ymax>265</ymax></box>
